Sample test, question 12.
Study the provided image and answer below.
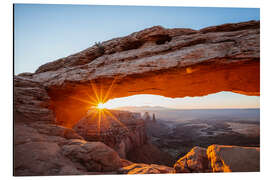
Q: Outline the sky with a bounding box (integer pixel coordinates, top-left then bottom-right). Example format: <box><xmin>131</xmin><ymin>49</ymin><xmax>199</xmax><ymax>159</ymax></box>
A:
<box><xmin>14</xmin><ymin>4</ymin><xmax>260</xmax><ymax>109</ymax></box>
<box><xmin>103</xmin><ymin>92</ymin><xmax>259</xmax><ymax>109</ymax></box>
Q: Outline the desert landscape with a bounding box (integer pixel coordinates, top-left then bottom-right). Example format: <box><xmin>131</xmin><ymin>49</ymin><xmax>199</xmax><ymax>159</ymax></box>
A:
<box><xmin>134</xmin><ymin>108</ymin><xmax>260</xmax><ymax>160</ymax></box>
<box><xmin>14</xmin><ymin>5</ymin><xmax>260</xmax><ymax>175</ymax></box>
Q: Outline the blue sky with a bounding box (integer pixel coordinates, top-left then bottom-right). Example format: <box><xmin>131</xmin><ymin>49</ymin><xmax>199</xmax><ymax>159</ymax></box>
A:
<box><xmin>14</xmin><ymin>4</ymin><xmax>260</xmax><ymax>109</ymax></box>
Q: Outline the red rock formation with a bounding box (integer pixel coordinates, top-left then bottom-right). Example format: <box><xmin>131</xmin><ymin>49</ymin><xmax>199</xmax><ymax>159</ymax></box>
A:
<box><xmin>14</xmin><ymin>76</ymin><xmax>54</xmax><ymax>123</ymax></box>
<box><xmin>118</xmin><ymin>163</ymin><xmax>175</xmax><ymax>174</ymax></box>
<box><xmin>61</xmin><ymin>140</ymin><xmax>122</xmax><ymax>172</ymax></box>
<box><xmin>207</xmin><ymin>144</ymin><xmax>260</xmax><ymax>172</ymax></box>
<box><xmin>174</xmin><ymin>146</ymin><xmax>211</xmax><ymax>173</ymax></box>
<box><xmin>73</xmin><ymin>110</ymin><xmax>147</xmax><ymax>158</ymax></box>
<box><xmin>17</xmin><ymin>20</ymin><xmax>259</xmax><ymax>127</ymax></box>
<box><xmin>174</xmin><ymin>145</ymin><xmax>260</xmax><ymax>173</ymax></box>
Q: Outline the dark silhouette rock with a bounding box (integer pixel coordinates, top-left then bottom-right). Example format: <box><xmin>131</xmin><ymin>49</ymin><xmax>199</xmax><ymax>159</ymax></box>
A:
<box><xmin>142</xmin><ymin>112</ymin><xmax>151</xmax><ymax>122</ymax></box>
<box><xmin>152</xmin><ymin>113</ymin><xmax>156</xmax><ymax>123</ymax></box>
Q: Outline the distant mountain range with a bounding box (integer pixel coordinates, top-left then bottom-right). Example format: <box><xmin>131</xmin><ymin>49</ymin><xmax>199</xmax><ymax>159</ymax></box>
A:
<box><xmin>112</xmin><ymin>106</ymin><xmax>260</xmax><ymax>122</ymax></box>
<box><xmin>113</xmin><ymin>105</ymin><xmax>259</xmax><ymax>111</ymax></box>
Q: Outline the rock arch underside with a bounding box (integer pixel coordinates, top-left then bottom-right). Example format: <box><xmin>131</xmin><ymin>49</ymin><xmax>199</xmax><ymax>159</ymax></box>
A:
<box><xmin>14</xmin><ymin>21</ymin><xmax>260</xmax><ymax>175</ymax></box>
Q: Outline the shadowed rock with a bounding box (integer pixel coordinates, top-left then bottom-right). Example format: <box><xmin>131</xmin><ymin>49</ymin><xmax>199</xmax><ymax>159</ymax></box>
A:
<box><xmin>62</xmin><ymin>140</ymin><xmax>122</xmax><ymax>172</ymax></box>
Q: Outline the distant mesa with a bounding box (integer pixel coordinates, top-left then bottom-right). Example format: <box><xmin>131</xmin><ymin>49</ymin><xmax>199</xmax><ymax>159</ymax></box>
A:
<box><xmin>142</xmin><ymin>112</ymin><xmax>157</xmax><ymax>123</ymax></box>
<box><xmin>142</xmin><ymin>112</ymin><xmax>151</xmax><ymax>121</ymax></box>
<box><xmin>152</xmin><ymin>113</ymin><xmax>156</xmax><ymax>123</ymax></box>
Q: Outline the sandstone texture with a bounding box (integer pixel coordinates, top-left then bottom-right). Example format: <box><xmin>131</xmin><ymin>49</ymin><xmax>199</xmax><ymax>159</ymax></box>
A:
<box><xmin>118</xmin><ymin>163</ymin><xmax>175</xmax><ymax>174</ymax></box>
<box><xmin>14</xmin><ymin>76</ymin><xmax>54</xmax><ymax>123</ymax></box>
<box><xmin>62</xmin><ymin>140</ymin><xmax>122</xmax><ymax>172</ymax></box>
<box><xmin>14</xmin><ymin>122</ymin><xmax>85</xmax><ymax>176</ymax></box>
<box><xmin>174</xmin><ymin>145</ymin><xmax>260</xmax><ymax>173</ymax></box>
<box><xmin>174</xmin><ymin>146</ymin><xmax>211</xmax><ymax>173</ymax></box>
<box><xmin>207</xmin><ymin>144</ymin><xmax>260</xmax><ymax>172</ymax></box>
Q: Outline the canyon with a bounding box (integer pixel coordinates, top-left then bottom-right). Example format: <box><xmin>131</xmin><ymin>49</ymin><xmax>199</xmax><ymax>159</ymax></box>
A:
<box><xmin>14</xmin><ymin>20</ymin><xmax>260</xmax><ymax>175</ymax></box>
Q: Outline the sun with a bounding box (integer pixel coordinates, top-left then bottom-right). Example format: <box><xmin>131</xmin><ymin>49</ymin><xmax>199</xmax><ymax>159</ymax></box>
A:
<box><xmin>97</xmin><ymin>102</ymin><xmax>106</xmax><ymax>110</ymax></box>
<box><xmin>70</xmin><ymin>79</ymin><xmax>128</xmax><ymax>136</ymax></box>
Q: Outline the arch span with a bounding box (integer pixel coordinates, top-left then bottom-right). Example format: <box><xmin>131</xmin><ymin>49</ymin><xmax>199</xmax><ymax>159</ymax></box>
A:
<box><xmin>16</xmin><ymin>21</ymin><xmax>260</xmax><ymax>127</ymax></box>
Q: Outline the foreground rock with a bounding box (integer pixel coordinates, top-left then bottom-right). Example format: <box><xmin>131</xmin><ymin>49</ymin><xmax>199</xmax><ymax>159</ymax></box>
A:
<box><xmin>118</xmin><ymin>163</ymin><xmax>175</xmax><ymax>174</ymax></box>
<box><xmin>14</xmin><ymin>122</ymin><xmax>122</xmax><ymax>175</ymax></box>
<box><xmin>174</xmin><ymin>145</ymin><xmax>260</xmax><ymax>173</ymax></box>
<box><xmin>14</xmin><ymin>123</ymin><xmax>84</xmax><ymax>176</ymax></box>
<box><xmin>207</xmin><ymin>145</ymin><xmax>260</xmax><ymax>172</ymax></box>
<box><xmin>174</xmin><ymin>146</ymin><xmax>211</xmax><ymax>173</ymax></box>
<box><xmin>62</xmin><ymin>140</ymin><xmax>122</xmax><ymax>172</ymax></box>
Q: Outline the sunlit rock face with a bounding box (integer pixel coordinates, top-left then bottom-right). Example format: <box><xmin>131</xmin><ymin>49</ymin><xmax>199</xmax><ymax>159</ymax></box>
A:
<box><xmin>73</xmin><ymin>110</ymin><xmax>147</xmax><ymax>158</ymax></box>
<box><xmin>207</xmin><ymin>145</ymin><xmax>260</xmax><ymax>172</ymax></box>
<box><xmin>174</xmin><ymin>146</ymin><xmax>211</xmax><ymax>173</ymax></box>
<box><xmin>16</xmin><ymin>20</ymin><xmax>260</xmax><ymax>127</ymax></box>
<box><xmin>174</xmin><ymin>145</ymin><xmax>260</xmax><ymax>173</ymax></box>
<box><xmin>118</xmin><ymin>163</ymin><xmax>175</xmax><ymax>174</ymax></box>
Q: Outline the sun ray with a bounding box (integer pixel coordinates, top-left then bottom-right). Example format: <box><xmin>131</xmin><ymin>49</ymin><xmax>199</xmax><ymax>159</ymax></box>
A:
<box><xmin>101</xmin><ymin>109</ymin><xmax>110</xmax><ymax>129</ymax></box>
<box><xmin>82</xmin><ymin>77</ymin><xmax>129</xmax><ymax>137</ymax></box>
<box><xmin>85</xmin><ymin>90</ymin><xmax>99</xmax><ymax>105</ymax></box>
<box><xmin>103</xmin><ymin>77</ymin><xmax>118</xmax><ymax>103</ymax></box>
<box><xmin>88</xmin><ymin>108</ymin><xmax>98</xmax><ymax>119</ymax></box>
<box><xmin>70</xmin><ymin>96</ymin><xmax>97</xmax><ymax>106</ymax></box>
<box><xmin>90</xmin><ymin>80</ymin><xmax>101</xmax><ymax>103</ymax></box>
<box><xmin>98</xmin><ymin>110</ymin><xmax>101</xmax><ymax>138</ymax></box>
<box><xmin>70</xmin><ymin>96</ymin><xmax>92</xmax><ymax>104</ymax></box>
<box><xmin>103</xmin><ymin>109</ymin><xmax>128</xmax><ymax>131</ymax></box>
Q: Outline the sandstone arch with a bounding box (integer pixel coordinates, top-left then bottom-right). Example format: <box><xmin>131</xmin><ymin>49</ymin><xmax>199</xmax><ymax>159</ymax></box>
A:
<box><xmin>15</xmin><ymin>20</ymin><xmax>260</xmax><ymax>127</ymax></box>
